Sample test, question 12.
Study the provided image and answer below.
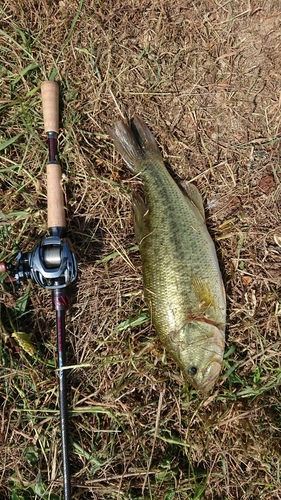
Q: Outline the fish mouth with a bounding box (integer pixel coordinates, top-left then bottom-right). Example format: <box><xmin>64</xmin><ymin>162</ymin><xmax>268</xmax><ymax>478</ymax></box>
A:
<box><xmin>197</xmin><ymin>361</ymin><xmax>222</xmax><ymax>393</ymax></box>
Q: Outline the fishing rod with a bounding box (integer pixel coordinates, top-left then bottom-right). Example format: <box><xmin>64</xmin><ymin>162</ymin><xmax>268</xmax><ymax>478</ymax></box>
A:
<box><xmin>1</xmin><ymin>81</ymin><xmax>77</xmax><ymax>499</ymax></box>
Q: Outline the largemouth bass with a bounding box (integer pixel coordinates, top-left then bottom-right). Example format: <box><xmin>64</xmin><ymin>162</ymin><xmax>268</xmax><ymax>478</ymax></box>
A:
<box><xmin>108</xmin><ymin>117</ymin><xmax>226</xmax><ymax>393</ymax></box>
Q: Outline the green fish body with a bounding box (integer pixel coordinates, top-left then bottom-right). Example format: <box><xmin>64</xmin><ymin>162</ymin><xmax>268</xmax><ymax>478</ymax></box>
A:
<box><xmin>108</xmin><ymin>117</ymin><xmax>226</xmax><ymax>393</ymax></box>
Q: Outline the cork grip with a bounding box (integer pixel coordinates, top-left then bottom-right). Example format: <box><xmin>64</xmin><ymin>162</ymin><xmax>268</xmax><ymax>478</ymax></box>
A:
<box><xmin>47</xmin><ymin>163</ymin><xmax>66</xmax><ymax>228</ymax></box>
<box><xmin>41</xmin><ymin>81</ymin><xmax>66</xmax><ymax>229</ymax></box>
<box><xmin>41</xmin><ymin>81</ymin><xmax>59</xmax><ymax>133</ymax></box>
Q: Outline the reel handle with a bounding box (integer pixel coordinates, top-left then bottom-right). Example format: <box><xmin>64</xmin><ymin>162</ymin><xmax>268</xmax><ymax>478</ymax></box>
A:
<box><xmin>41</xmin><ymin>81</ymin><xmax>66</xmax><ymax>231</ymax></box>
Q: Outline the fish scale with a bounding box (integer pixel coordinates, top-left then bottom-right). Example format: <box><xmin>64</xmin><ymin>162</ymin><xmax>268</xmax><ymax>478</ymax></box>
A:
<box><xmin>108</xmin><ymin>117</ymin><xmax>226</xmax><ymax>393</ymax></box>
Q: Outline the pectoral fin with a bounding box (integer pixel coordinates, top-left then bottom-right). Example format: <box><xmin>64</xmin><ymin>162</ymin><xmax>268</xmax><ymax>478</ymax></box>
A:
<box><xmin>191</xmin><ymin>276</ymin><xmax>215</xmax><ymax>309</ymax></box>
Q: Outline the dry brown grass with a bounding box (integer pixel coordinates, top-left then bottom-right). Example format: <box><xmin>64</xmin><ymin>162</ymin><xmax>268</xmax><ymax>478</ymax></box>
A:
<box><xmin>1</xmin><ymin>1</ymin><xmax>281</xmax><ymax>499</ymax></box>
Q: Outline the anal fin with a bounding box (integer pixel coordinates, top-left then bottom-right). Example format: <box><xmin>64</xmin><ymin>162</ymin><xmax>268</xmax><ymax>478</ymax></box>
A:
<box><xmin>132</xmin><ymin>191</ymin><xmax>149</xmax><ymax>242</ymax></box>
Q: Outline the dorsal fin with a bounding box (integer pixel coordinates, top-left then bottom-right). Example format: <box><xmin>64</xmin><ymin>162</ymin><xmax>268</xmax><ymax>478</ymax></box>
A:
<box><xmin>179</xmin><ymin>181</ymin><xmax>205</xmax><ymax>221</ymax></box>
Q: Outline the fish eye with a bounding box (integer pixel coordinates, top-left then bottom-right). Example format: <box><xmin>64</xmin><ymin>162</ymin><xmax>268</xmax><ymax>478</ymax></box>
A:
<box><xmin>188</xmin><ymin>366</ymin><xmax>197</xmax><ymax>376</ymax></box>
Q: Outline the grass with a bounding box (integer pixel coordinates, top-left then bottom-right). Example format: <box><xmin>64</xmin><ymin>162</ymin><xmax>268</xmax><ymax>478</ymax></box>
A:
<box><xmin>1</xmin><ymin>0</ymin><xmax>281</xmax><ymax>499</ymax></box>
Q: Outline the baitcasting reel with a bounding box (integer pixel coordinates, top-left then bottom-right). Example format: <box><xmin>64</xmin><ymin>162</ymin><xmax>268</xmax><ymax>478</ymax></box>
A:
<box><xmin>1</xmin><ymin>236</ymin><xmax>77</xmax><ymax>290</ymax></box>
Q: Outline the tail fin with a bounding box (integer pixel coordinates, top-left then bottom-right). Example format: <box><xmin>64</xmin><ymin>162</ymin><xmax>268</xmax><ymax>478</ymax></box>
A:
<box><xmin>107</xmin><ymin>117</ymin><xmax>161</xmax><ymax>174</ymax></box>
